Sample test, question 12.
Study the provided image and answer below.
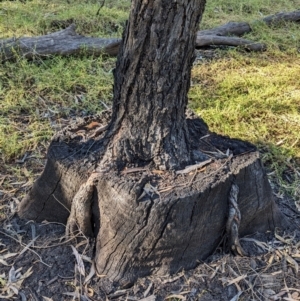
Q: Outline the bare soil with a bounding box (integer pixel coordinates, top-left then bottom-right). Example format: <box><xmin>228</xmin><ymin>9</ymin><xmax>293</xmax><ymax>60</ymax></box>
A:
<box><xmin>0</xmin><ymin>200</ymin><xmax>300</xmax><ymax>301</ymax></box>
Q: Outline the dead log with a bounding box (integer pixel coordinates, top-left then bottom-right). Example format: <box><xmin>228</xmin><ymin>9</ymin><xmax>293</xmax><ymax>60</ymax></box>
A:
<box><xmin>199</xmin><ymin>21</ymin><xmax>251</xmax><ymax>36</ymax></box>
<box><xmin>195</xmin><ymin>21</ymin><xmax>265</xmax><ymax>51</ymax></box>
<box><xmin>196</xmin><ymin>34</ymin><xmax>266</xmax><ymax>51</ymax></box>
<box><xmin>1</xmin><ymin>10</ymin><xmax>299</xmax><ymax>61</ymax></box>
<box><xmin>0</xmin><ymin>23</ymin><xmax>261</xmax><ymax>62</ymax></box>
<box><xmin>0</xmin><ymin>24</ymin><xmax>121</xmax><ymax>61</ymax></box>
<box><xmin>262</xmin><ymin>10</ymin><xmax>300</xmax><ymax>25</ymax></box>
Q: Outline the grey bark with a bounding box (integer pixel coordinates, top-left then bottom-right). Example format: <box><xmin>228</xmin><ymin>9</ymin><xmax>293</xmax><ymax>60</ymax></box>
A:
<box><xmin>262</xmin><ymin>10</ymin><xmax>300</xmax><ymax>25</ymax></box>
<box><xmin>199</xmin><ymin>21</ymin><xmax>251</xmax><ymax>36</ymax></box>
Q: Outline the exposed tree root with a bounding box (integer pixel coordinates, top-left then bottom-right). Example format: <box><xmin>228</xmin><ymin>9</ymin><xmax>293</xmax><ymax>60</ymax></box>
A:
<box><xmin>226</xmin><ymin>182</ymin><xmax>247</xmax><ymax>256</ymax></box>
<box><xmin>66</xmin><ymin>173</ymin><xmax>99</xmax><ymax>238</ymax></box>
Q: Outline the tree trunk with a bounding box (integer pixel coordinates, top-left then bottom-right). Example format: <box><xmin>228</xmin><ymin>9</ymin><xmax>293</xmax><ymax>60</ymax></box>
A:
<box><xmin>100</xmin><ymin>0</ymin><xmax>206</xmax><ymax>170</ymax></box>
<box><xmin>18</xmin><ymin>0</ymin><xmax>287</xmax><ymax>285</ymax></box>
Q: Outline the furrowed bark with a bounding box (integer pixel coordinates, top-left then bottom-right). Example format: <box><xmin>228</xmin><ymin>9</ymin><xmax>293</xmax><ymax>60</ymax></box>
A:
<box><xmin>100</xmin><ymin>0</ymin><xmax>206</xmax><ymax>170</ymax></box>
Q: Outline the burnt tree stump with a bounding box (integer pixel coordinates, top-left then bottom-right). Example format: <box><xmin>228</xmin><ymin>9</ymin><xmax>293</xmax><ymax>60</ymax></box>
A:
<box><xmin>19</xmin><ymin>111</ymin><xmax>285</xmax><ymax>283</ymax></box>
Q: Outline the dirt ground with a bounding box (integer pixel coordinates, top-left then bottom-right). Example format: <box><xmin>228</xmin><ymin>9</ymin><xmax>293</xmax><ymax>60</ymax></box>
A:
<box><xmin>0</xmin><ymin>195</ymin><xmax>300</xmax><ymax>301</ymax></box>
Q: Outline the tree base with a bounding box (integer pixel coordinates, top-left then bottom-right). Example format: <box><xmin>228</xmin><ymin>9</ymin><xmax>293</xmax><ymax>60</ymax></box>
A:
<box><xmin>18</xmin><ymin>111</ymin><xmax>286</xmax><ymax>283</ymax></box>
<box><xmin>93</xmin><ymin>151</ymin><xmax>284</xmax><ymax>283</ymax></box>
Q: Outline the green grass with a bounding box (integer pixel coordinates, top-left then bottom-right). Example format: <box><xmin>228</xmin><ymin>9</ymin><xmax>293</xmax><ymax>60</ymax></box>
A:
<box><xmin>0</xmin><ymin>56</ymin><xmax>115</xmax><ymax>160</ymax></box>
<box><xmin>189</xmin><ymin>51</ymin><xmax>300</xmax><ymax>197</ymax></box>
<box><xmin>0</xmin><ymin>0</ymin><xmax>129</xmax><ymax>38</ymax></box>
<box><xmin>203</xmin><ymin>0</ymin><xmax>300</xmax><ymax>27</ymax></box>
<box><xmin>190</xmin><ymin>53</ymin><xmax>300</xmax><ymax>155</ymax></box>
<box><xmin>0</xmin><ymin>0</ymin><xmax>299</xmax><ymax>200</ymax></box>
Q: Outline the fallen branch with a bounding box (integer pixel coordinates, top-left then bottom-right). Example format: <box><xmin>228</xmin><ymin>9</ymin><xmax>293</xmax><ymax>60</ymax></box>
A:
<box><xmin>0</xmin><ymin>24</ymin><xmax>121</xmax><ymax>61</ymax></box>
<box><xmin>195</xmin><ymin>10</ymin><xmax>300</xmax><ymax>51</ymax></box>
<box><xmin>196</xmin><ymin>35</ymin><xmax>266</xmax><ymax>51</ymax></box>
<box><xmin>262</xmin><ymin>10</ymin><xmax>300</xmax><ymax>25</ymax></box>
<box><xmin>198</xmin><ymin>21</ymin><xmax>251</xmax><ymax>36</ymax></box>
<box><xmin>1</xmin><ymin>10</ymin><xmax>299</xmax><ymax>61</ymax></box>
<box><xmin>176</xmin><ymin>158</ymin><xmax>212</xmax><ymax>175</ymax></box>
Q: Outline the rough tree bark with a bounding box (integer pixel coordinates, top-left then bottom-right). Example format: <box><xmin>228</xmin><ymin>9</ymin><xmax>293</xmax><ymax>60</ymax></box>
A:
<box><xmin>19</xmin><ymin>0</ymin><xmax>287</xmax><ymax>284</ymax></box>
<box><xmin>100</xmin><ymin>0</ymin><xmax>207</xmax><ymax>170</ymax></box>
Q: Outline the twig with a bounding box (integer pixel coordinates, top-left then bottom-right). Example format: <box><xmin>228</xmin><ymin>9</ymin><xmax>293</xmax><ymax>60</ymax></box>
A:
<box><xmin>52</xmin><ymin>193</ymin><xmax>71</xmax><ymax>213</ymax></box>
<box><xmin>0</xmin><ymin>230</ymin><xmax>52</xmax><ymax>267</ymax></box>
<box><xmin>88</xmin><ymin>124</ymin><xmax>108</xmax><ymax>138</ymax></box>
<box><xmin>176</xmin><ymin>158</ymin><xmax>212</xmax><ymax>175</ymax></box>
<box><xmin>85</xmin><ymin>139</ymin><xmax>96</xmax><ymax>155</ymax></box>
<box><xmin>96</xmin><ymin>0</ymin><xmax>105</xmax><ymax>16</ymax></box>
<box><xmin>32</xmin><ymin>235</ymin><xmax>85</xmax><ymax>249</ymax></box>
<box><xmin>188</xmin><ymin>169</ymin><xmax>198</xmax><ymax>186</ymax></box>
<box><xmin>121</xmin><ymin>167</ymin><xmax>148</xmax><ymax>175</ymax></box>
<box><xmin>99</xmin><ymin>100</ymin><xmax>111</xmax><ymax>110</ymax></box>
<box><xmin>158</xmin><ymin>155</ymin><xmax>233</xmax><ymax>193</ymax></box>
<box><xmin>231</xmin><ymin>262</ymin><xmax>262</xmax><ymax>301</ymax></box>
<box><xmin>191</xmin><ymin>155</ymin><xmax>233</xmax><ymax>186</ymax></box>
